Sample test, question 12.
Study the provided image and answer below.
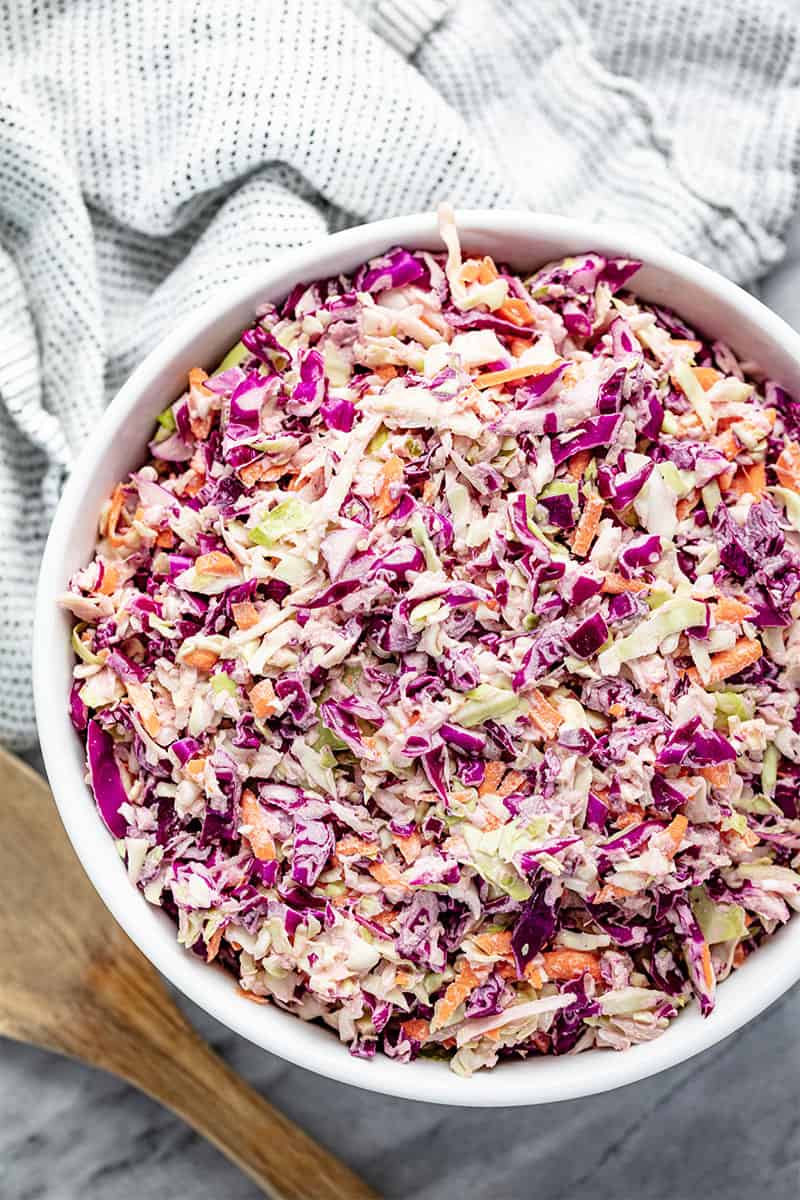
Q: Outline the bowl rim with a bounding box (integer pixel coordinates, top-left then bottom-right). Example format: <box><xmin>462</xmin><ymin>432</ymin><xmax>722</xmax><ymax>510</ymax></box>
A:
<box><xmin>33</xmin><ymin>208</ymin><xmax>800</xmax><ymax>1107</ymax></box>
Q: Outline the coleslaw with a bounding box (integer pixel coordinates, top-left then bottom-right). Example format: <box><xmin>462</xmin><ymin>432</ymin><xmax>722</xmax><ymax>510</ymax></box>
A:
<box><xmin>61</xmin><ymin>207</ymin><xmax>800</xmax><ymax>1074</ymax></box>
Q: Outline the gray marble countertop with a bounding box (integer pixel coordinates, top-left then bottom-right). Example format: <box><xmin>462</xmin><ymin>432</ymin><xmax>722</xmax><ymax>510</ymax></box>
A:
<box><xmin>5</xmin><ymin>227</ymin><xmax>800</xmax><ymax>1200</ymax></box>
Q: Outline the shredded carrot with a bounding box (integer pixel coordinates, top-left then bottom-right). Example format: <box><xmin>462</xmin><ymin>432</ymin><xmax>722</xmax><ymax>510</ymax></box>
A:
<box><xmin>498</xmin><ymin>298</ymin><xmax>533</xmax><ymax>327</ymax></box>
<box><xmin>188</xmin><ymin>366</ymin><xmax>210</xmax><ymax>391</ymax></box>
<box><xmin>141</xmin><ymin>711</ymin><xmax>161</xmax><ymax>739</ymax></box>
<box><xmin>497</xmin><ymin>769</ymin><xmax>526</xmax><ymax>798</ymax></box>
<box><xmin>155</xmin><ymin>529</ymin><xmax>175</xmax><ymax>548</ymax></box>
<box><xmin>473</xmin><ymin>931</ymin><xmax>513</xmax><ymax>958</ymax></box>
<box><xmin>523</xmin><ymin>964</ymin><xmax>544</xmax><ymax>987</ymax></box>
<box><xmin>241</xmin><ymin>991</ymin><xmax>269</xmax><ymax>1005</ymax></box>
<box><xmin>482</xmin><ymin>812</ymin><xmax>502</xmax><ymax>831</ymax></box>
<box><xmin>714</xmin><ymin>596</ymin><xmax>756</xmax><ymax>623</ymax></box>
<box><xmin>776</xmin><ymin>440</ymin><xmax>800</xmax><ymax>492</ymax></box>
<box><xmin>541</xmin><ymin>949</ymin><xmax>602</xmax><ymax>982</ymax></box>
<box><xmin>676</xmin><ymin>492</ymin><xmax>698</xmax><ymax>521</ymax></box>
<box><xmin>509</xmin><ymin>336</ymin><xmax>533</xmax><ymax>357</ymax></box>
<box><xmin>478</xmin><ymin>761</ymin><xmax>505</xmax><ymax>797</ymax></box>
<box><xmin>106</xmin><ymin>484</ymin><xmax>127</xmax><ymax>547</ymax></box>
<box><xmin>710</xmin><ymin>429</ymin><xmax>741</xmax><ymax>461</ymax></box>
<box><xmin>335</xmin><ymin>835</ymin><xmax>379</xmax><ymax>858</ymax></box>
<box><xmin>185</xmin><ymin>756</ymin><xmax>206</xmax><ymax>781</ymax></box>
<box><xmin>182</xmin><ymin>471</ymin><xmax>207</xmax><ymax>498</ymax></box>
<box><xmin>431</xmin><ymin>961</ymin><xmax>481</xmax><ymax>1030</ymax></box>
<box><xmin>733</xmin><ymin>943</ymin><xmax>746</xmax><ymax>968</ymax></box>
<box><xmin>571</xmin><ymin>494</ymin><xmax>604</xmax><ymax>557</ymax></box>
<box><xmin>395</xmin><ymin>969</ymin><xmax>414</xmax><ymax>988</ymax></box>
<box><xmin>692</xmin><ymin>366</ymin><xmax>723</xmax><ymax>391</ymax></box>
<box><xmin>661</xmin><ymin>813</ymin><xmax>688</xmax><ymax>861</ymax></box>
<box><xmin>700</xmin><ymin>761</ymin><xmax>734</xmax><ymax>789</ymax></box>
<box><xmin>195</xmin><ymin>551</ymin><xmax>240</xmax><ymax>577</ymax></box>
<box><xmin>615</xmin><ymin>807</ymin><xmax>644</xmax><ymax>830</ymax></box>
<box><xmin>369</xmin><ymin>861</ymin><xmax>410</xmax><ymax>891</ymax></box>
<box><xmin>372</xmin><ymin>455</ymin><xmax>404</xmax><ymax>518</ymax></box>
<box><xmin>472</xmin><ymin>360</ymin><xmax>560</xmax><ymax>391</ymax></box>
<box><xmin>726</xmin><ymin>461</ymin><xmax>766</xmax><ymax>498</ymax></box>
<box><xmin>527</xmin><ymin>687</ymin><xmax>564</xmax><ymax>739</ymax></box>
<box><xmin>567</xmin><ymin>449</ymin><xmax>591</xmax><ymax>480</ymax></box>
<box><xmin>673</xmin><ymin>411</ymin><xmax>705</xmax><ymax>439</ymax></box>
<box><xmin>249</xmin><ymin>679</ymin><xmax>277</xmax><ymax>719</ymax></box>
<box><xmin>206</xmin><ymin>927</ymin><xmax>223</xmax><ymax>963</ymax></box>
<box><xmin>183</xmin><ymin>647</ymin><xmax>219</xmax><ymax>672</ymax></box>
<box><xmin>461</xmin><ymin>256</ymin><xmax>498</xmax><ymax>284</ymax></box>
<box><xmin>593</xmin><ymin>883</ymin><xmax>635</xmax><ymax>904</ymax></box>
<box><xmin>394</xmin><ymin>831</ymin><xmax>422</xmax><ymax>864</ymax></box>
<box><xmin>97</xmin><ymin>563</ymin><xmax>120</xmax><ymax>595</ymax></box>
<box><xmin>188</xmin><ymin>418</ymin><xmax>212</xmax><ymax>443</ymax></box>
<box><xmin>700</xmin><ymin>942</ymin><xmax>714</xmax><ymax>991</ymax></box>
<box><xmin>608</xmin><ymin>702</ymin><xmax>627</xmax><ymax>718</ymax></box>
<box><xmin>231</xmin><ymin>600</ymin><xmax>260</xmax><ymax>630</ymax></box>
<box><xmin>238</xmin><ymin>458</ymin><xmax>269</xmax><ymax>488</ymax></box>
<box><xmin>601</xmin><ymin>573</ymin><xmax>648</xmax><ymax>594</ymax></box>
<box><xmin>374</xmin><ymin>364</ymin><xmax>398</xmax><ymax>382</ymax></box>
<box><xmin>371</xmin><ymin>909</ymin><xmax>399</xmax><ymax>929</ymax></box>
<box><xmin>690</xmin><ymin>636</ymin><xmax>763</xmax><ymax>686</ymax></box>
<box><xmin>241</xmin><ymin>789</ymin><xmax>276</xmax><ymax>862</ymax></box>
<box><xmin>401</xmin><ymin>1018</ymin><xmax>431</xmax><ymax>1043</ymax></box>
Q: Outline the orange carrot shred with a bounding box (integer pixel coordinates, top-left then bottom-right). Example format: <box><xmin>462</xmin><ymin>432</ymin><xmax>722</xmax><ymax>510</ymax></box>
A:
<box><xmin>401</xmin><ymin>1018</ymin><xmax>431</xmax><ymax>1042</ymax></box>
<box><xmin>700</xmin><ymin>762</ymin><xmax>734</xmax><ymax>789</ymax></box>
<box><xmin>776</xmin><ymin>440</ymin><xmax>800</xmax><ymax>492</ymax></box>
<box><xmin>527</xmin><ymin>688</ymin><xmax>563</xmax><ymax>739</ymax></box>
<box><xmin>472</xmin><ymin>361</ymin><xmax>561</xmax><ymax>391</ymax></box>
<box><xmin>337</xmin><ymin>835</ymin><xmax>379</xmax><ymax>858</ymax></box>
<box><xmin>498</xmin><ymin>298</ymin><xmax>534</xmax><ymax>327</ymax></box>
<box><xmin>249</xmin><ymin>679</ymin><xmax>277</xmax><ymax>719</ymax></box>
<box><xmin>241</xmin><ymin>789</ymin><xmax>276</xmax><ymax>862</ymax></box>
<box><xmin>663</xmin><ymin>813</ymin><xmax>688</xmax><ymax>859</ymax></box>
<box><xmin>231</xmin><ymin>600</ymin><xmax>260</xmax><ymax>630</ymax></box>
<box><xmin>497</xmin><ymin>769</ymin><xmax>526</xmax><ymax>798</ymax></box>
<box><xmin>369</xmin><ymin>861</ymin><xmax>410</xmax><ymax>891</ymax></box>
<box><xmin>431</xmin><ymin>961</ymin><xmax>481</xmax><ymax>1030</ymax></box>
<box><xmin>601</xmin><ymin>573</ymin><xmax>649</xmax><ymax>594</ymax></box>
<box><xmin>195</xmin><ymin>551</ymin><xmax>240</xmax><ymax>576</ymax></box>
<box><xmin>394</xmin><ymin>831</ymin><xmax>422</xmax><ymax>864</ymax></box>
<box><xmin>372</xmin><ymin>455</ymin><xmax>404</xmax><ymax>518</ymax></box>
<box><xmin>726</xmin><ymin>461</ymin><xmax>766</xmax><ymax>498</ymax></box>
<box><xmin>98</xmin><ymin>563</ymin><xmax>120</xmax><ymax>595</ymax></box>
<box><xmin>714</xmin><ymin>596</ymin><xmax>756</xmax><ymax>623</ymax></box>
<box><xmin>710</xmin><ymin>429</ymin><xmax>741</xmax><ymax>462</ymax></box>
<box><xmin>688</xmin><ymin>636</ymin><xmax>763</xmax><ymax>686</ymax></box>
<box><xmin>571</xmin><ymin>495</ymin><xmax>604</xmax><ymax>557</ymax></box>
<box><xmin>183</xmin><ymin>647</ymin><xmax>219</xmax><ymax>672</ymax></box>
<box><xmin>567</xmin><ymin>449</ymin><xmax>591</xmax><ymax>479</ymax></box>
<box><xmin>541</xmin><ymin>949</ymin><xmax>602</xmax><ymax>983</ymax></box>
<box><xmin>473</xmin><ymin>931</ymin><xmax>513</xmax><ymax>958</ymax></box>
<box><xmin>478</xmin><ymin>761</ymin><xmax>505</xmax><ymax>797</ymax></box>
<box><xmin>700</xmin><ymin>942</ymin><xmax>714</xmax><ymax>991</ymax></box>
<box><xmin>107</xmin><ymin>484</ymin><xmax>128</xmax><ymax>547</ymax></box>
<box><xmin>692</xmin><ymin>366</ymin><xmax>722</xmax><ymax>391</ymax></box>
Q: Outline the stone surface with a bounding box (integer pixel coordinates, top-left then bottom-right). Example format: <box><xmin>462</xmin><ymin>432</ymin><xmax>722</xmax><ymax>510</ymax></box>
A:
<box><xmin>5</xmin><ymin>246</ymin><xmax>800</xmax><ymax>1199</ymax></box>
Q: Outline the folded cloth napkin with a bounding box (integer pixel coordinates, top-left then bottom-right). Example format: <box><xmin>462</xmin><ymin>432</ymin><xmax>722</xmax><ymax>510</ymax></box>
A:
<box><xmin>1</xmin><ymin>0</ymin><xmax>799</xmax><ymax>746</ymax></box>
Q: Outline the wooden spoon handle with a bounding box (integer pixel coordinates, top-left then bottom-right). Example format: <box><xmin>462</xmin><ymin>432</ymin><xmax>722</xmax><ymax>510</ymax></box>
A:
<box><xmin>121</xmin><ymin>1020</ymin><xmax>380</xmax><ymax>1200</ymax></box>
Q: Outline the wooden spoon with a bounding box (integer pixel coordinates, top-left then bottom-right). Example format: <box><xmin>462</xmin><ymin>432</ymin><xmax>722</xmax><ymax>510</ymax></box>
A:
<box><xmin>0</xmin><ymin>749</ymin><xmax>379</xmax><ymax>1200</ymax></box>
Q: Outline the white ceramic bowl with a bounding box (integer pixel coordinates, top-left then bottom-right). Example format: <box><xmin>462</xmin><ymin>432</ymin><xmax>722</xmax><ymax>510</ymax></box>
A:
<box><xmin>34</xmin><ymin>210</ymin><xmax>800</xmax><ymax>1107</ymax></box>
